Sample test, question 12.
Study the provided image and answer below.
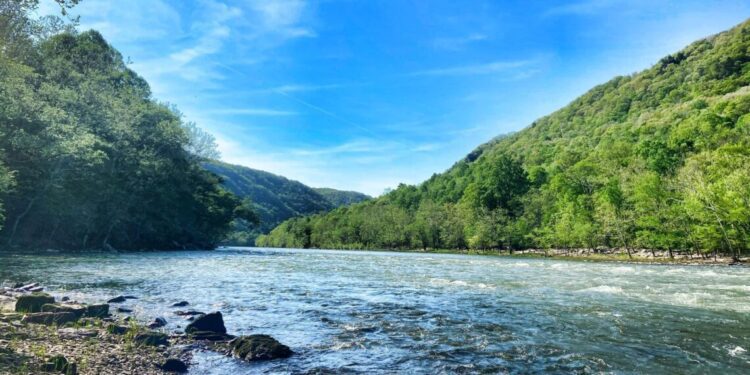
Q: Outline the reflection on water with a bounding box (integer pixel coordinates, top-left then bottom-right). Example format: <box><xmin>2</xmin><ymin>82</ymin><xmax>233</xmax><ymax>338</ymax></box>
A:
<box><xmin>1</xmin><ymin>248</ymin><xmax>749</xmax><ymax>374</ymax></box>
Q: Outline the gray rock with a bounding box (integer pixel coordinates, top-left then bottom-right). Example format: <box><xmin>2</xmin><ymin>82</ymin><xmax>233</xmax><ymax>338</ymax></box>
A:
<box><xmin>134</xmin><ymin>332</ymin><xmax>169</xmax><ymax>347</ymax></box>
<box><xmin>21</xmin><ymin>312</ymin><xmax>78</xmax><ymax>325</ymax></box>
<box><xmin>148</xmin><ymin>317</ymin><xmax>167</xmax><ymax>329</ymax></box>
<box><xmin>41</xmin><ymin>303</ymin><xmax>86</xmax><ymax>318</ymax></box>
<box><xmin>84</xmin><ymin>304</ymin><xmax>110</xmax><ymax>318</ymax></box>
<box><xmin>107</xmin><ymin>296</ymin><xmax>127</xmax><ymax>303</ymax></box>
<box><xmin>15</xmin><ymin>293</ymin><xmax>55</xmax><ymax>313</ymax></box>
<box><xmin>185</xmin><ymin>312</ymin><xmax>225</xmax><ymax>334</ymax></box>
<box><xmin>171</xmin><ymin>301</ymin><xmax>189</xmax><ymax>307</ymax></box>
<box><xmin>160</xmin><ymin>358</ymin><xmax>188</xmax><ymax>373</ymax></box>
<box><xmin>232</xmin><ymin>335</ymin><xmax>293</xmax><ymax>361</ymax></box>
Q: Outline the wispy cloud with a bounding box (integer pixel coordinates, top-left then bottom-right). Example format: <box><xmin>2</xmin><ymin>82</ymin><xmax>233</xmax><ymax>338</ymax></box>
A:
<box><xmin>432</xmin><ymin>33</ymin><xmax>487</xmax><ymax>50</ymax></box>
<box><xmin>410</xmin><ymin>59</ymin><xmax>539</xmax><ymax>77</ymax></box>
<box><xmin>543</xmin><ymin>0</ymin><xmax>626</xmax><ymax>17</ymax></box>
<box><xmin>205</xmin><ymin>108</ymin><xmax>297</xmax><ymax>116</ymax></box>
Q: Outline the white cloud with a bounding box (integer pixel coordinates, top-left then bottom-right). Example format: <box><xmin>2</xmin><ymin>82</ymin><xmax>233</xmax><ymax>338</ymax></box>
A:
<box><xmin>411</xmin><ymin>59</ymin><xmax>539</xmax><ymax>77</ymax></box>
<box><xmin>205</xmin><ymin>108</ymin><xmax>297</xmax><ymax>116</ymax></box>
<box><xmin>432</xmin><ymin>33</ymin><xmax>488</xmax><ymax>50</ymax></box>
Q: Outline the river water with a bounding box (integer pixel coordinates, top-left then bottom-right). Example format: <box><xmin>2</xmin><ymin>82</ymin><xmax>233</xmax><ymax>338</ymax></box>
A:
<box><xmin>1</xmin><ymin>247</ymin><xmax>748</xmax><ymax>374</ymax></box>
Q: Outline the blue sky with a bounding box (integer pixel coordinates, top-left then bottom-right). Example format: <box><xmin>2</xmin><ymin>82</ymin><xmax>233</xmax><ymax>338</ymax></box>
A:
<box><xmin>39</xmin><ymin>0</ymin><xmax>750</xmax><ymax>196</ymax></box>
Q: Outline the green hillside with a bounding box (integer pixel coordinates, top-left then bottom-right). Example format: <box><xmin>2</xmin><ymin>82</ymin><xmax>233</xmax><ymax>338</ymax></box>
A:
<box><xmin>257</xmin><ymin>19</ymin><xmax>750</xmax><ymax>260</ymax></box>
<box><xmin>204</xmin><ymin>161</ymin><xmax>369</xmax><ymax>245</ymax></box>
<box><xmin>313</xmin><ymin>188</ymin><xmax>371</xmax><ymax>207</ymax></box>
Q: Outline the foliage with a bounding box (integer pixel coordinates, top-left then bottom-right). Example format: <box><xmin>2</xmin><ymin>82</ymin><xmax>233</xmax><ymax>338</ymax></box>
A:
<box><xmin>259</xmin><ymin>19</ymin><xmax>750</xmax><ymax>260</ymax></box>
<box><xmin>0</xmin><ymin>4</ymin><xmax>249</xmax><ymax>250</ymax></box>
<box><xmin>204</xmin><ymin>161</ymin><xmax>370</xmax><ymax>246</ymax></box>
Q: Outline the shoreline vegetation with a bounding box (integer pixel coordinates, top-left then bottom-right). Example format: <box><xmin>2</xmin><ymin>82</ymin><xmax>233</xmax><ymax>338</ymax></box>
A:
<box><xmin>252</xmin><ymin>246</ymin><xmax>747</xmax><ymax>265</ymax></box>
<box><xmin>0</xmin><ymin>282</ymin><xmax>293</xmax><ymax>374</ymax></box>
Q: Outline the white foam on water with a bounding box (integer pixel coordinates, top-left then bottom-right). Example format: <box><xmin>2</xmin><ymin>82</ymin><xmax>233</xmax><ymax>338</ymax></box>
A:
<box><xmin>729</xmin><ymin>346</ymin><xmax>746</xmax><ymax>357</ymax></box>
<box><xmin>610</xmin><ymin>266</ymin><xmax>636</xmax><ymax>274</ymax></box>
<box><xmin>578</xmin><ymin>285</ymin><xmax>625</xmax><ymax>294</ymax></box>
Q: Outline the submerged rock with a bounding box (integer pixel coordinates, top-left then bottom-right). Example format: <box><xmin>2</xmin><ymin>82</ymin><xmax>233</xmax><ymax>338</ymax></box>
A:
<box><xmin>189</xmin><ymin>331</ymin><xmax>234</xmax><ymax>341</ymax></box>
<box><xmin>148</xmin><ymin>317</ymin><xmax>167</xmax><ymax>329</ymax></box>
<box><xmin>15</xmin><ymin>293</ymin><xmax>55</xmax><ymax>313</ymax></box>
<box><xmin>107</xmin><ymin>296</ymin><xmax>127</xmax><ymax>303</ymax></box>
<box><xmin>174</xmin><ymin>310</ymin><xmax>204</xmax><ymax>316</ymax></box>
<box><xmin>185</xmin><ymin>312</ymin><xmax>225</xmax><ymax>334</ymax></box>
<box><xmin>21</xmin><ymin>312</ymin><xmax>78</xmax><ymax>325</ymax></box>
<box><xmin>231</xmin><ymin>335</ymin><xmax>293</xmax><ymax>361</ymax></box>
<box><xmin>160</xmin><ymin>358</ymin><xmax>188</xmax><ymax>373</ymax></box>
<box><xmin>171</xmin><ymin>301</ymin><xmax>189</xmax><ymax>307</ymax></box>
<box><xmin>117</xmin><ymin>307</ymin><xmax>133</xmax><ymax>313</ymax></box>
<box><xmin>134</xmin><ymin>332</ymin><xmax>169</xmax><ymax>347</ymax></box>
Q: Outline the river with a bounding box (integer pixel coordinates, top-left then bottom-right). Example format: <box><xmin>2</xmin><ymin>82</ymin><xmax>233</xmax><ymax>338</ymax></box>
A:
<box><xmin>1</xmin><ymin>247</ymin><xmax>748</xmax><ymax>374</ymax></box>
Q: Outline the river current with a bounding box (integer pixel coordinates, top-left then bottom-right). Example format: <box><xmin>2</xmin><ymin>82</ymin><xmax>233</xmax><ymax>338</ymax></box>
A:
<box><xmin>1</xmin><ymin>247</ymin><xmax>748</xmax><ymax>374</ymax></box>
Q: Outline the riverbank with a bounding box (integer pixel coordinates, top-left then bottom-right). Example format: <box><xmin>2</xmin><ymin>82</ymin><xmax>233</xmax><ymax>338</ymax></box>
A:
<box><xmin>0</xmin><ymin>283</ymin><xmax>293</xmax><ymax>374</ymax></box>
<box><xmin>291</xmin><ymin>246</ymin><xmax>746</xmax><ymax>265</ymax></box>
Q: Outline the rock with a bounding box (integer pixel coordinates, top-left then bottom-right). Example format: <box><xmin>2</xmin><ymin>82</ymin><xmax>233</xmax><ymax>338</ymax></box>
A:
<box><xmin>232</xmin><ymin>335</ymin><xmax>293</xmax><ymax>361</ymax></box>
<box><xmin>117</xmin><ymin>307</ymin><xmax>133</xmax><ymax>313</ymax></box>
<box><xmin>57</xmin><ymin>327</ymin><xmax>98</xmax><ymax>339</ymax></box>
<box><xmin>174</xmin><ymin>310</ymin><xmax>204</xmax><ymax>316</ymax></box>
<box><xmin>171</xmin><ymin>301</ymin><xmax>189</xmax><ymax>307</ymax></box>
<box><xmin>160</xmin><ymin>358</ymin><xmax>188</xmax><ymax>373</ymax></box>
<box><xmin>84</xmin><ymin>304</ymin><xmax>109</xmax><ymax>318</ymax></box>
<box><xmin>15</xmin><ymin>293</ymin><xmax>55</xmax><ymax>313</ymax></box>
<box><xmin>185</xmin><ymin>312</ymin><xmax>226</xmax><ymax>334</ymax></box>
<box><xmin>189</xmin><ymin>330</ymin><xmax>235</xmax><ymax>341</ymax></box>
<box><xmin>148</xmin><ymin>317</ymin><xmax>167</xmax><ymax>328</ymax></box>
<box><xmin>18</xmin><ymin>282</ymin><xmax>38</xmax><ymax>291</ymax></box>
<box><xmin>106</xmin><ymin>324</ymin><xmax>129</xmax><ymax>335</ymax></box>
<box><xmin>21</xmin><ymin>312</ymin><xmax>78</xmax><ymax>325</ymax></box>
<box><xmin>134</xmin><ymin>332</ymin><xmax>169</xmax><ymax>347</ymax></box>
<box><xmin>107</xmin><ymin>296</ymin><xmax>127</xmax><ymax>303</ymax></box>
<box><xmin>28</xmin><ymin>286</ymin><xmax>44</xmax><ymax>293</ymax></box>
<box><xmin>61</xmin><ymin>296</ymin><xmax>70</xmax><ymax>302</ymax></box>
<box><xmin>12</xmin><ymin>282</ymin><xmax>24</xmax><ymax>288</ymax></box>
<box><xmin>41</xmin><ymin>303</ymin><xmax>86</xmax><ymax>318</ymax></box>
<box><xmin>123</xmin><ymin>295</ymin><xmax>138</xmax><ymax>300</ymax></box>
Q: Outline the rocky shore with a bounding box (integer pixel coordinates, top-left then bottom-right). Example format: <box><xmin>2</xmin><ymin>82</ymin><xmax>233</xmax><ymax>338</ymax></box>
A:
<box><xmin>0</xmin><ymin>283</ymin><xmax>292</xmax><ymax>374</ymax></box>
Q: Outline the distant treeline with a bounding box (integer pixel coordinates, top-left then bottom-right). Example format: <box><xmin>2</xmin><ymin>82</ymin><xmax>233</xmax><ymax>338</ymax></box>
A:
<box><xmin>258</xmin><ymin>19</ymin><xmax>750</xmax><ymax>261</ymax></box>
<box><xmin>0</xmin><ymin>1</ymin><xmax>256</xmax><ymax>250</ymax></box>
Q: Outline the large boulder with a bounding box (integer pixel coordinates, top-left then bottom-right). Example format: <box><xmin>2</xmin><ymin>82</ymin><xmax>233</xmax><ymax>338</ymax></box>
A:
<box><xmin>133</xmin><ymin>332</ymin><xmax>169</xmax><ymax>347</ymax></box>
<box><xmin>232</xmin><ymin>335</ymin><xmax>293</xmax><ymax>361</ymax></box>
<box><xmin>15</xmin><ymin>293</ymin><xmax>55</xmax><ymax>313</ymax></box>
<box><xmin>185</xmin><ymin>312</ymin><xmax>225</xmax><ymax>334</ymax></box>
<box><xmin>21</xmin><ymin>312</ymin><xmax>78</xmax><ymax>325</ymax></box>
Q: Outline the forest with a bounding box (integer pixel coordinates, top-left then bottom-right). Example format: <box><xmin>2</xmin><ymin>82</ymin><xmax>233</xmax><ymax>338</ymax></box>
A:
<box><xmin>204</xmin><ymin>161</ymin><xmax>370</xmax><ymax>246</ymax></box>
<box><xmin>258</xmin><ymin>19</ymin><xmax>750</xmax><ymax>261</ymax></box>
<box><xmin>0</xmin><ymin>0</ymin><xmax>256</xmax><ymax>250</ymax></box>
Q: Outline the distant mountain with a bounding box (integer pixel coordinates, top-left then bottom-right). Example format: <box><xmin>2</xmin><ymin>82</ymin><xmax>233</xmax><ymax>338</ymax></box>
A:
<box><xmin>203</xmin><ymin>161</ymin><xmax>370</xmax><ymax>245</ymax></box>
<box><xmin>313</xmin><ymin>188</ymin><xmax>371</xmax><ymax>207</ymax></box>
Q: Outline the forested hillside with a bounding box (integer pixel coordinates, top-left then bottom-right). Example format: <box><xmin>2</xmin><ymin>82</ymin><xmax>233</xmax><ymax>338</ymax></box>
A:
<box><xmin>204</xmin><ymin>161</ymin><xmax>370</xmax><ymax>245</ymax></box>
<box><xmin>312</xmin><ymin>188</ymin><xmax>371</xmax><ymax>208</ymax></box>
<box><xmin>0</xmin><ymin>1</ymin><xmax>255</xmax><ymax>250</ymax></box>
<box><xmin>258</xmin><ymin>19</ymin><xmax>750</xmax><ymax>261</ymax></box>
